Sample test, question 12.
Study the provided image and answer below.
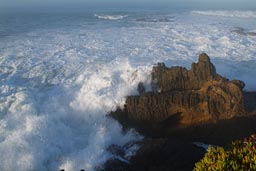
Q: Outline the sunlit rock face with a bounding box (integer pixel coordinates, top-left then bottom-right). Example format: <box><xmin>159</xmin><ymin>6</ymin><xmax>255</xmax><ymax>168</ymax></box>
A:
<box><xmin>110</xmin><ymin>53</ymin><xmax>246</xmax><ymax>126</ymax></box>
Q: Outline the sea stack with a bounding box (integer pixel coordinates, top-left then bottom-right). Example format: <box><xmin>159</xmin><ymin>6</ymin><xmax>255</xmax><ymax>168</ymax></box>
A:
<box><xmin>110</xmin><ymin>53</ymin><xmax>246</xmax><ymax>129</ymax></box>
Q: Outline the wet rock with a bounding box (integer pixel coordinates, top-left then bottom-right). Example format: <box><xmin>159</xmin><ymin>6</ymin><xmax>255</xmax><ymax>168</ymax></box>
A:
<box><xmin>137</xmin><ymin>82</ymin><xmax>145</xmax><ymax>95</ymax></box>
<box><xmin>107</xmin><ymin>145</ymin><xmax>125</xmax><ymax>158</ymax></box>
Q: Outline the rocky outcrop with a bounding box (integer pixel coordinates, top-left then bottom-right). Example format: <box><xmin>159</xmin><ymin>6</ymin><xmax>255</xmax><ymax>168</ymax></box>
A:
<box><xmin>151</xmin><ymin>53</ymin><xmax>220</xmax><ymax>92</ymax></box>
<box><xmin>110</xmin><ymin>53</ymin><xmax>247</xmax><ymax>127</ymax></box>
<box><xmin>106</xmin><ymin>53</ymin><xmax>256</xmax><ymax>171</ymax></box>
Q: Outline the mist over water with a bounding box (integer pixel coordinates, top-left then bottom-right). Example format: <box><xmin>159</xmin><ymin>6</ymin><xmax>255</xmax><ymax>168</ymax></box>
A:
<box><xmin>0</xmin><ymin>8</ymin><xmax>256</xmax><ymax>171</ymax></box>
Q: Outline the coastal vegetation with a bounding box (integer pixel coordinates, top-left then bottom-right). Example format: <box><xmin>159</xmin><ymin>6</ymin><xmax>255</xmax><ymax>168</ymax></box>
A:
<box><xmin>194</xmin><ymin>135</ymin><xmax>256</xmax><ymax>171</ymax></box>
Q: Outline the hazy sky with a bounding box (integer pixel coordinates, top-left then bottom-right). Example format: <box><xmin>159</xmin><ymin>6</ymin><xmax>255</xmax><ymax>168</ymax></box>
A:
<box><xmin>0</xmin><ymin>0</ymin><xmax>255</xmax><ymax>11</ymax></box>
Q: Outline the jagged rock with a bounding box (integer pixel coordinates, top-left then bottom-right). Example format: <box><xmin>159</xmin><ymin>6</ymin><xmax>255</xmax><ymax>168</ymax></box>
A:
<box><xmin>151</xmin><ymin>53</ymin><xmax>221</xmax><ymax>92</ymax></box>
<box><xmin>110</xmin><ymin>53</ymin><xmax>247</xmax><ymax>127</ymax></box>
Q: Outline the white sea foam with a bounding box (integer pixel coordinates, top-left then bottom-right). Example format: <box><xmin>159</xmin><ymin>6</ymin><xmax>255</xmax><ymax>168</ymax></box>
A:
<box><xmin>0</xmin><ymin>10</ymin><xmax>256</xmax><ymax>171</ymax></box>
<box><xmin>94</xmin><ymin>14</ymin><xmax>128</xmax><ymax>20</ymax></box>
<box><xmin>193</xmin><ymin>142</ymin><xmax>217</xmax><ymax>151</ymax></box>
<box><xmin>191</xmin><ymin>10</ymin><xmax>256</xmax><ymax>18</ymax></box>
<box><xmin>0</xmin><ymin>58</ymin><xmax>147</xmax><ymax>171</ymax></box>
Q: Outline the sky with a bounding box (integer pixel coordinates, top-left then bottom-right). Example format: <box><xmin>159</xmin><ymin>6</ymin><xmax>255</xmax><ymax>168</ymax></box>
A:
<box><xmin>0</xmin><ymin>0</ymin><xmax>256</xmax><ymax>11</ymax></box>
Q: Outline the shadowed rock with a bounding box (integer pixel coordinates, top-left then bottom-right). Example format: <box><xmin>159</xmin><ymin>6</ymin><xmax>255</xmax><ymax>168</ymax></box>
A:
<box><xmin>244</xmin><ymin>91</ymin><xmax>256</xmax><ymax>114</ymax></box>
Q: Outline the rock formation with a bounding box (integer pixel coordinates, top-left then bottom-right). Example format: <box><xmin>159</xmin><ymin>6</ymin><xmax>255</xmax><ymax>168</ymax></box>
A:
<box><xmin>110</xmin><ymin>53</ymin><xmax>246</xmax><ymax>127</ymax></box>
<box><xmin>106</xmin><ymin>53</ymin><xmax>256</xmax><ymax>171</ymax></box>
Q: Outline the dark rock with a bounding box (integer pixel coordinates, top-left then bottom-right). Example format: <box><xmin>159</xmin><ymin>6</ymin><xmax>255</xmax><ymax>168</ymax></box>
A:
<box><xmin>244</xmin><ymin>91</ymin><xmax>256</xmax><ymax>114</ymax></box>
<box><xmin>104</xmin><ymin>138</ymin><xmax>205</xmax><ymax>171</ymax></box>
<box><xmin>105</xmin><ymin>115</ymin><xmax>256</xmax><ymax>171</ymax></box>
<box><xmin>130</xmin><ymin>139</ymin><xmax>205</xmax><ymax>171</ymax></box>
<box><xmin>107</xmin><ymin>145</ymin><xmax>125</xmax><ymax>158</ymax></box>
<box><xmin>103</xmin><ymin>158</ymin><xmax>130</xmax><ymax>171</ymax></box>
<box><xmin>248</xmin><ymin>32</ymin><xmax>256</xmax><ymax>36</ymax></box>
<box><xmin>137</xmin><ymin>82</ymin><xmax>145</xmax><ymax>95</ymax></box>
<box><xmin>232</xmin><ymin>27</ymin><xmax>256</xmax><ymax>36</ymax></box>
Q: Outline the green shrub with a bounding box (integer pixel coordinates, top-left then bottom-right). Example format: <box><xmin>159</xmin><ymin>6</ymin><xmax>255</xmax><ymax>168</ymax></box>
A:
<box><xmin>194</xmin><ymin>135</ymin><xmax>256</xmax><ymax>171</ymax></box>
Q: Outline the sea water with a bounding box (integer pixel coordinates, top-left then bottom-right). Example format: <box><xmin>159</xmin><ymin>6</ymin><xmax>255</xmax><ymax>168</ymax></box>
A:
<box><xmin>0</xmin><ymin>9</ymin><xmax>256</xmax><ymax>171</ymax></box>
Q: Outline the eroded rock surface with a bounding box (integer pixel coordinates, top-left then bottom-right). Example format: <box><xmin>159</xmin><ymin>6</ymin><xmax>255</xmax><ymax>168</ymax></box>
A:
<box><xmin>110</xmin><ymin>53</ymin><xmax>246</xmax><ymax>127</ymax></box>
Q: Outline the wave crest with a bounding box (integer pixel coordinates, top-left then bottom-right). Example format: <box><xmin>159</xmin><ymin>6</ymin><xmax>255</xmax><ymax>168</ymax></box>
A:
<box><xmin>94</xmin><ymin>14</ymin><xmax>128</xmax><ymax>20</ymax></box>
<box><xmin>191</xmin><ymin>10</ymin><xmax>256</xmax><ymax>18</ymax></box>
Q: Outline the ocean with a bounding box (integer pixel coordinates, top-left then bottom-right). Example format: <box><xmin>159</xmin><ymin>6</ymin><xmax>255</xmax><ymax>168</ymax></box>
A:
<box><xmin>0</xmin><ymin>9</ymin><xmax>256</xmax><ymax>171</ymax></box>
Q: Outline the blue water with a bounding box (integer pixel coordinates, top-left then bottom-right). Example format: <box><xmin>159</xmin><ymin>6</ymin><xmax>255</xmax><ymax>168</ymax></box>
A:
<box><xmin>0</xmin><ymin>9</ymin><xmax>256</xmax><ymax>171</ymax></box>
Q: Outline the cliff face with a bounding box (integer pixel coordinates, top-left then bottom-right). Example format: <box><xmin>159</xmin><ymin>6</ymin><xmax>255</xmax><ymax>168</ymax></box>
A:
<box><xmin>110</xmin><ymin>53</ymin><xmax>246</xmax><ymax>126</ymax></box>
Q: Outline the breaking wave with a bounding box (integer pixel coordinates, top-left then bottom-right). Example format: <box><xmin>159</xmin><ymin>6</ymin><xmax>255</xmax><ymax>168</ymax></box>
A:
<box><xmin>191</xmin><ymin>10</ymin><xmax>256</xmax><ymax>18</ymax></box>
<box><xmin>0</xmin><ymin>9</ymin><xmax>256</xmax><ymax>171</ymax></box>
<box><xmin>94</xmin><ymin>14</ymin><xmax>128</xmax><ymax>20</ymax></box>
